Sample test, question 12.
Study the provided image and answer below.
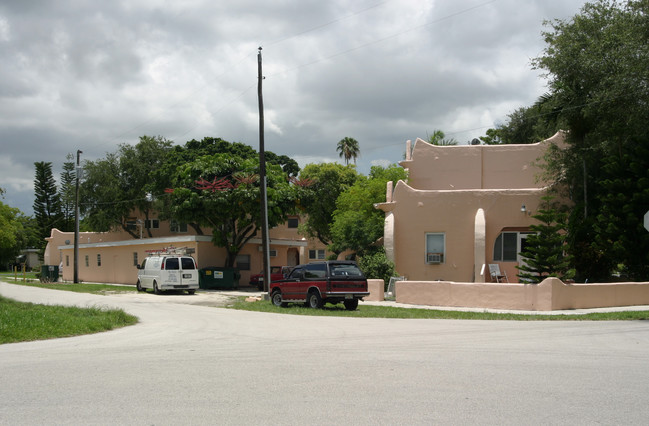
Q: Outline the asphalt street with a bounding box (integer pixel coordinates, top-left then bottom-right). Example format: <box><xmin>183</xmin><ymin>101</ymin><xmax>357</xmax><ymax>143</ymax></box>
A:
<box><xmin>1</xmin><ymin>282</ymin><xmax>649</xmax><ymax>425</ymax></box>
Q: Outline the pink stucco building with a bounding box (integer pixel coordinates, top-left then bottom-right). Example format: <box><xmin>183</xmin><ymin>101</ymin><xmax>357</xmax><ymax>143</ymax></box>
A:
<box><xmin>44</xmin><ymin>216</ymin><xmax>330</xmax><ymax>286</ymax></box>
<box><xmin>377</xmin><ymin>132</ymin><xmax>566</xmax><ymax>284</ymax></box>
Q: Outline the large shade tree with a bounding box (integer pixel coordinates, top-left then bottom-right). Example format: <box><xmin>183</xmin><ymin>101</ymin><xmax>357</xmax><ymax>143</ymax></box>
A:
<box><xmin>532</xmin><ymin>0</ymin><xmax>649</xmax><ymax>281</ymax></box>
<box><xmin>330</xmin><ymin>164</ymin><xmax>408</xmax><ymax>255</ymax></box>
<box><xmin>81</xmin><ymin>135</ymin><xmax>173</xmax><ymax>237</ymax></box>
<box><xmin>166</xmin><ymin>154</ymin><xmax>299</xmax><ymax>267</ymax></box>
<box><xmin>297</xmin><ymin>163</ymin><xmax>359</xmax><ymax>247</ymax></box>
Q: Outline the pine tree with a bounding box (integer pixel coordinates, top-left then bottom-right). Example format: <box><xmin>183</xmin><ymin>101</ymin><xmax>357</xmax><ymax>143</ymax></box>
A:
<box><xmin>59</xmin><ymin>154</ymin><xmax>76</xmax><ymax>232</ymax></box>
<box><xmin>517</xmin><ymin>196</ymin><xmax>575</xmax><ymax>283</ymax></box>
<box><xmin>33</xmin><ymin>161</ymin><xmax>63</xmax><ymax>249</ymax></box>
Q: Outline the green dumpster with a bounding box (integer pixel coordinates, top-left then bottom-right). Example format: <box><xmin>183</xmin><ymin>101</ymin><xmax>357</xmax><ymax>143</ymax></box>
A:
<box><xmin>199</xmin><ymin>267</ymin><xmax>241</xmax><ymax>290</ymax></box>
<box><xmin>40</xmin><ymin>265</ymin><xmax>59</xmax><ymax>283</ymax></box>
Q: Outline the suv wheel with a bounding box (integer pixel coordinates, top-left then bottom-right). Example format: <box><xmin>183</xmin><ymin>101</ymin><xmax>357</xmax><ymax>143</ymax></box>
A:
<box><xmin>343</xmin><ymin>299</ymin><xmax>359</xmax><ymax>311</ymax></box>
<box><xmin>271</xmin><ymin>290</ymin><xmax>286</xmax><ymax>307</ymax></box>
<box><xmin>307</xmin><ymin>291</ymin><xmax>323</xmax><ymax>309</ymax></box>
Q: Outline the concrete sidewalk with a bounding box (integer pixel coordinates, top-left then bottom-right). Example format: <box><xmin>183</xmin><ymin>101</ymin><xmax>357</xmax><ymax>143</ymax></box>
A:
<box><xmin>4</xmin><ymin>279</ymin><xmax>649</xmax><ymax>315</ymax></box>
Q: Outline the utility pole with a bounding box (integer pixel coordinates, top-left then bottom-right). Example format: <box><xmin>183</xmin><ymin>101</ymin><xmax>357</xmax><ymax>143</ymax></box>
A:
<box><xmin>74</xmin><ymin>149</ymin><xmax>82</xmax><ymax>283</ymax></box>
<box><xmin>258</xmin><ymin>47</ymin><xmax>271</xmax><ymax>295</ymax></box>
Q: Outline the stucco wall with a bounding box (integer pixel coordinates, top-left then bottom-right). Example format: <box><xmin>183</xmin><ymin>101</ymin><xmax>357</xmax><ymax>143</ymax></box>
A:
<box><xmin>395</xmin><ymin>278</ymin><xmax>649</xmax><ymax>311</ymax></box>
<box><xmin>387</xmin><ymin>182</ymin><xmax>545</xmax><ymax>283</ymax></box>
<box><xmin>401</xmin><ymin>134</ymin><xmax>562</xmax><ymax>191</ymax></box>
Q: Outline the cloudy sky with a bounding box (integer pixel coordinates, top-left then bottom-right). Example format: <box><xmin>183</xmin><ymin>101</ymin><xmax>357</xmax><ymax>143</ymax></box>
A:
<box><xmin>1</xmin><ymin>0</ymin><xmax>588</xmax><ymax>215</ymax></box>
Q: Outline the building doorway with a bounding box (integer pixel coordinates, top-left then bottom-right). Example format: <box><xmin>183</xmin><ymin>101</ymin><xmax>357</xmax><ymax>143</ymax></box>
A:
<box><xmin>287</xmin><ymin>248</ymin><xmax>299</xmax><ymax>267</ymax></box>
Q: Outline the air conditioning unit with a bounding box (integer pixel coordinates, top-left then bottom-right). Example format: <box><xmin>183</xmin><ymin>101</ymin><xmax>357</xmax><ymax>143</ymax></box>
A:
<box><xmin>427</xmin><ymin>253</ymin><xmax>442</xmax><ymax>264</ymax></box>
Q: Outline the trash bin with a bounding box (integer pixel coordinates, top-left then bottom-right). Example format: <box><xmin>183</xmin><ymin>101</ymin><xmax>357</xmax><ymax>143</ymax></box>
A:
<box><xmin>199</xmin><ymin>267</ymin><xmax>241</xmax><ymax>289</ymax></box>
<box><xmin>39</xmin><ymin>265</ymin><xmax>59</xmax><ymax>283</ymax></box>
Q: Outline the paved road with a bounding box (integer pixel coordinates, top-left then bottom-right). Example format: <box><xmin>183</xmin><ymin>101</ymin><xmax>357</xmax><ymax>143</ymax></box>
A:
<box><xmin>2</xmin><ymin>282</ymin><xmax>649</xmax><ymax>425</ymax></box>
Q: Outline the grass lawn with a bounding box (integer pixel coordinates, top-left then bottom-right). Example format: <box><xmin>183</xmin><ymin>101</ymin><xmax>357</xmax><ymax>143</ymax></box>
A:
<box><xmin>0</xmin><ymin>295</ymin><xmax>138</xmax><ymax>344</ymax></box>
<box><xmin>228</xmin><ymin>298</ymin><xmax>649</xmax><ymax>320</ymax></box>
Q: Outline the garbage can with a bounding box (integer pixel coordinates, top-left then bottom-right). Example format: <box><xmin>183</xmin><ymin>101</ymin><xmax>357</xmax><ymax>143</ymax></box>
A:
<box><xmin>40</xmin><ymin>265</ymin><xmax>59</xmax><ymax>283</ymax></box>
<box><xmin>199</xmin><ymin>267</ymin><xmax>241</xmax><ymax>290</ymax></box>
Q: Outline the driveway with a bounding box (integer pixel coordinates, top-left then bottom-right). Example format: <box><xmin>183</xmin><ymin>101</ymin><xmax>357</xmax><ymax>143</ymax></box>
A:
<box><xmin>1</xmin><ymin>282</ymin><xmax>649</xmax><ymax>425</ymax></box>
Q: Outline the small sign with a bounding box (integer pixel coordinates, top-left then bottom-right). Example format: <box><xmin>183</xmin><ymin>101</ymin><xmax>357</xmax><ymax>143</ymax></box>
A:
<box><xmin>214</xmin><ymin>271</ymin><xmax>224</xmax><ymax>279</ymax></box>
<box><xmin>645</xmin><ymin>210</ymin><xmax>649</xmax><ymax>232</ymax></box>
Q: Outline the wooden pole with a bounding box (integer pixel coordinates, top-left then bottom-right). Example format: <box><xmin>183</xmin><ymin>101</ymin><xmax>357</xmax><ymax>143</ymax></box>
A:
<box><xmin>258</xmin><ymin>47</ymin><xmax>271</xmax><ymax>294</ymax></box>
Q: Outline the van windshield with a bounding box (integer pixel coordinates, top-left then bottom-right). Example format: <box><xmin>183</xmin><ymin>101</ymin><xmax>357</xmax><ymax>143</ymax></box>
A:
<box><xmin>181</xmin><ymin>257</ymin><xmax>196</xmax><ymax>270</ymax></box>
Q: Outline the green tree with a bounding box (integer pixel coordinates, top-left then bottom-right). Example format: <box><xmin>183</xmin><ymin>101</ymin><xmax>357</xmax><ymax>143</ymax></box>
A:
<box><xmin>0</xmin><ymin>188</ymin><xmax>38</xmax><ymax>269</ymax></box>
<box><xmin>298</xmin><ymin>163</ymin><xmax>359</xmax><ymax>247</ymax></box>
<box><xmin>357</xmin><ymin>247</ymin><xmax>397</xmax><ymax>289</ymax></box>
<box><xmin>336</xmin><ymin>137</ymin><xmax>360</xmax><ymax>165</ymax></box>
<box><xmin>480</xmin><ymin>96</ymin><xmax>561</xmax><ymax>145</ymax></box>
<box><xmin>517</xmin><ymin>196</ymin><xmax>575</xmax><ymax>283</ymax></box>
<box><xmin>427</xmin><ymin>129</ymin><xmax>458</xmax><ymax>146</ymax></box>
<box><xmin>532</xmin><ymin>0</ymin><xmax>649</xmax><ymax>281</ymax></box>
<box><xmin>330</xmin><ymin>165</ymin><xmax>408</xmax><ymax>255</ymax></box>
<box><xmin>592</xmin><ymin>140</ymin><xmax>649</xmax><ymax>280</ymax></box>
<box><xmin>167</xmin><ymin>154</ymin><xmax>298</xmax><ymax>268</ymax></box>
<box><xmin>151</xmin><ymin>137</ymin><xmax>300</xmax><ymax>235</ymax></box>
<box><xmin>33</xmin><ymin>162</ymin><xmax>63</xmax><ymax>249</ymax></box>
<box><xmin>80</xmin><ymin>136</ymin><xmax>173</xmax><ymax>237</ymax></box>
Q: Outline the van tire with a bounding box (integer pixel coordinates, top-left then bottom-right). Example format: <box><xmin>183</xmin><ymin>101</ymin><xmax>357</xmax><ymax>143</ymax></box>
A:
<box><xmin>153</xmin><ymin>281</ymin><xmax>162</xmax><ymax>295</ymax></box>
<box><xmin>187</xmin><ymin>289</ymin><xmax>196</xmax><ymax>295</ymax></box>
<box><xmin>136</xmin><ymin>280</ymin><xmax>144</xmax><ymax>292</ymax></box>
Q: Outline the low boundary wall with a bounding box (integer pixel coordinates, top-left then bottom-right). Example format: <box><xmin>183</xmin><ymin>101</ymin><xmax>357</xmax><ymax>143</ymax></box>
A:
<box><xmin>395</xmin><ymin>278</ymin><xmax>649</xmax><ymax>311</ymax></box>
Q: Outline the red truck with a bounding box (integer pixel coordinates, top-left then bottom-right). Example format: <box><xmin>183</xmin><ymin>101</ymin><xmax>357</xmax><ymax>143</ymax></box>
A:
<box><xmin>269</xmin><ymin>261</ymin><xmax>369</xmax><ymax>310</ymax></box>
<box><xmin>249</xmin><ymin>266</ymin><xmax>293</xmax><ymax>290</ymax></box>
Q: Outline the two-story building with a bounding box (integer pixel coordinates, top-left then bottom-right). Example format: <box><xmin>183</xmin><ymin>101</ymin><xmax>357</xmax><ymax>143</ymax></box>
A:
<box><xmin>44</xmin><ymin>215</ymin><xmax>332</xmax><ymax>286</ymax></box>
<box><xmin>377</xmin><ymin>132</ymin><xmax>565</xmax><ymax>283</ymax></box>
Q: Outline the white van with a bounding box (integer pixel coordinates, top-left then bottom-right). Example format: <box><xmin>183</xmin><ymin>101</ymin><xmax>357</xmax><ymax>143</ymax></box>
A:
<box><xmin>136</xmin><ymin>254</ymin><xmax>199</xmax><ymax>295</ymax></box>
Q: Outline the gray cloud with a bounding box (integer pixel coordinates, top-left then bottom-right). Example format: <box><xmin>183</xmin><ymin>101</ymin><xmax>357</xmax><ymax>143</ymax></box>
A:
<box><xmin>0</xmin><ymin>0</ymin><xmax>587</xmax><ymax>215</ymax></box>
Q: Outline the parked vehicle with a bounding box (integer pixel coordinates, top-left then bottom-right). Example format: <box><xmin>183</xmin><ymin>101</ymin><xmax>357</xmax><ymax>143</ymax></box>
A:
<box><xmin>269</xmin><ymin>261</ymin><xmax>369</xmax><ymax>310</ymax></box>
<box><xmin>136</xmin><ymin>251</ymin><xmax>199</xmax><ymax>295</ymax></box>
<box><xmin>249</xmin><ymin>266</ymin><xmax>293</xmax><ymax>290</ymax></box>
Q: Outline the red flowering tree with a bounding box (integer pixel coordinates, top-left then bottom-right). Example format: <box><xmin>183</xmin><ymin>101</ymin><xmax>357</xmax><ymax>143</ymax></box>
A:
<box><xmin>166</xmin><ymin>153</ymin><xmax>299</xmax><ymax>268</ymax></box>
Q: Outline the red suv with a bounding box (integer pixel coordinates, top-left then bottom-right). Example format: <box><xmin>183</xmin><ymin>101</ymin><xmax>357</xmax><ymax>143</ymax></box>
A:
<box><xmin>249</xmin><ymin>266</ymin><xmax>293</xmax><ymax>290</ymax></box>
<box><xmin>269</xmin><ymin>261</ymin><xmax>369</xmax><ymax>310</ymax></box>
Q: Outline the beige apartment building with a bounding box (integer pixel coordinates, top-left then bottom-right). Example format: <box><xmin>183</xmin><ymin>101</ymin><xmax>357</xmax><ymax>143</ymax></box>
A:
<box><xmin>44</xmin><ymin>216</ymin><xmax>331</xmax><ymax>286</ymax></box>
<box><xmin>377</xmin><ymin>132</ymin><xmax>566</xmax><ymax>284</ymax></box>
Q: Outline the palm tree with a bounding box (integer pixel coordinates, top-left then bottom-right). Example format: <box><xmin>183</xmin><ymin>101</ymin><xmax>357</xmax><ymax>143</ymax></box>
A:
<box><xmin>427</xmin><ymin>129</ymin><xmax>458</xmax><ymax>146</ymax></box>
<box><xmin>336</xmin><ymin>137</ymin><xmax>360</xmax><ymax>165</ymax></box>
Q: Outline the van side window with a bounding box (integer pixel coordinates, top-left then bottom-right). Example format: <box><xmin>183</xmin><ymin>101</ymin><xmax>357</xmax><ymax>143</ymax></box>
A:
<box><xmin>140</xmin><ymin>259</ymin><xmax>147</xmax><ymax>269</ymax></box>
<box><xmin>181</xmin><ymin>257</ymin><xmax>196</xmax><ymax>270</ymax></box>
<box><xmin>165</xmin><ymin>258</ymin><xmax>179</xmax><ymax>270</ymax></box>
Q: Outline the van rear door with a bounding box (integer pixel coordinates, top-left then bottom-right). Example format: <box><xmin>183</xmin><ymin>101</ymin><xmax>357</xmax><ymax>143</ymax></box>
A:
<box><xmin>180</xmin><ymin>257</ymin><xmax>199</xmax><ymax>286</ymax></box>
<box><xmin>163</xmin><ymin>257</ymin><xmax>181</xmax><ymax>287</ymax></box>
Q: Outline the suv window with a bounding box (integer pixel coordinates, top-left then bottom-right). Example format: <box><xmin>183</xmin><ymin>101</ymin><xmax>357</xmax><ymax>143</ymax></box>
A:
<box><xmin>181</xmin><ymin>257</ymin><xmax>196</xmax><ymax>270</ymax></box>
<box><xmin>288</xmin><ymin>266</ymin><xmax>304</xmax><ymax>279</ymax></box>
<box><xmin>330</xmin><ymin>263</ymin><xmax>363</xmax><ymax>277</ymax></box>
<box><xmin>304</xmin><ymin>263</ymin><xmax>326</xmax><ymax>278</ymax></box>
<box><xmin>165</xmin><ymin>258</ymin><xmax>180</xmax><ymax>270</ymax></box>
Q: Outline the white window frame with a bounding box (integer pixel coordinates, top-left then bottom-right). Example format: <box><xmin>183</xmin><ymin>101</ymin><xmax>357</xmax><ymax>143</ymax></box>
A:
<box><xmin>425</xmin><ymin>232</ymin><xmax>445</xmax><ymax>264</ymax></box>
<box><xmin>170</xmin><ymin>220</ymin><xmax>188</xmax><ymax>233</ymax></box>
<box><xmin>236</xmin><ymin>254</ymin><xmax>251</xmax><ymax>271</ymax></box>
<box><xmin>309</xmin><ymin>249</ymin><xmax>326</xmax><ymax>260</ymax></box>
